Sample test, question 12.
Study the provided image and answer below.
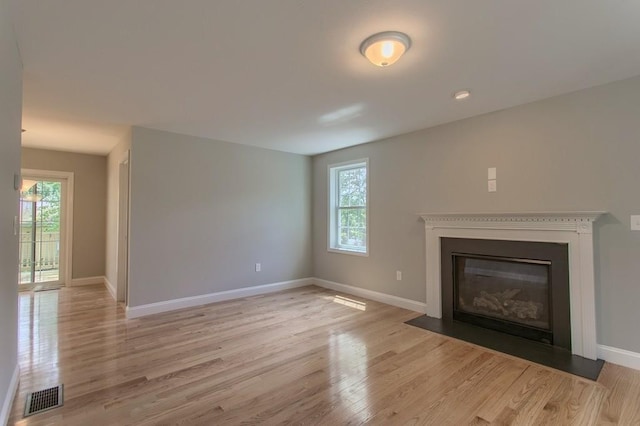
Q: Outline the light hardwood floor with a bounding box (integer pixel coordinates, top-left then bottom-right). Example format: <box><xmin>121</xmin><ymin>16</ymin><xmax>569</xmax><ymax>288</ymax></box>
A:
<box><xmin>8</xmin><ymin>285</ymin><xmax>640</xmax><ymax>425</ymax></box>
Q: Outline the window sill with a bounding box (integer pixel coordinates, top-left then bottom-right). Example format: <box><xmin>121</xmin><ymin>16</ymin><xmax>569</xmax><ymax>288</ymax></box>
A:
<box><xmin>328</xmin><ymin>247</ymin><xmax>369</xmax><ymax>257</ymax></box>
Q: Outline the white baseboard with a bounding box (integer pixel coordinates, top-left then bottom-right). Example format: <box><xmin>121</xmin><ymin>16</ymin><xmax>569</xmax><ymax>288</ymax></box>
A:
<box><xmin>69</xmin><ymin>275</ymin><xmax>105</xmax><ymax>287</ymax></box>
<box><xmin>104</xmin><ymin>277</ymin><xmax>116</xmax><ymax>301</ymax></box>
<box><xmin>313</xmin><ymin>278</ymin><xmax>427</xmax><ymax>314</ymax></box>
<box><xmin>0</xmin><ymin>364</ymin><xmax>19</xmax><ymax>426</ymax></box>
<box><xmin>125</xmin><ymin>278</ymin><xmax>314</xmax><ymax>319</ymax></box>
<box><xmin>598</xmin><ymin>344</ymin><xmax>640</xmax><ymax>371</ymax></box>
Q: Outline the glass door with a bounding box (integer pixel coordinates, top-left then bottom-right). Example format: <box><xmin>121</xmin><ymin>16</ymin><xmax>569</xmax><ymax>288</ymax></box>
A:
<box><xmin>19</xmin><ymin>178</ymin><xmax>64</xmax><ymax>288</ymax></box>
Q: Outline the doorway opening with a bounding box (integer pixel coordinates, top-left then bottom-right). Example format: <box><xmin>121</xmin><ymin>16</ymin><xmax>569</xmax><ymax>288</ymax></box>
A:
<box><xmin>19</xmin><ymin>170</ymin><xmax>73</xmax><ymax>290</ymax></box>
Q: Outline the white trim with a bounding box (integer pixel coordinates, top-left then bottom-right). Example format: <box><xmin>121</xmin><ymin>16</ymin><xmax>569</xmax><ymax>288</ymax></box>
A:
<box><xmin>327</xmin><ymin>158</ymin><xmax>369</xmax><ymax>256</ymax></box>
<box><xmin>69</xmin><ymin>276</ymin><xmax>105</xmax><ymax>286</ymax></box>
<box><xmin>0</xmin><ymin>365</ymin><xmax>19</xmax><ymax>426</ymax></box>
<box><xmin>21</xmin><ymin>169</ymin><xmax>74</xmax><ymax>287</ymax></box>
<box><xmin>104</xmin><ymin>276</ymin><xmax>117</xmax><ymax>301</ymax></box>
<box><xmin>125</xmin><ymin>278</ymin><xmax>314</xmax><ymax>318</ymax></box>
<box><xmin>313</xmin><ymin>278</ymin><xmax>427</xmax><ymax>313</ymax></box>
<box><xmin>420</xmin><ymin>211</ymin><xmax>605</xmax><ymax>360</ymax></box>
<box><xmin>116</xmin><ymin>150</ymin><xmax>131</xmax><ymax>304</ymax></box>
<box><xmin>598</xmin><ymin>345</ymin><xmax>640</xmax><ymax>371</ymax></box>
<box><xmin>66</xmin><ymin>175</ymin><xmax>74</xmax><ymax>288</ymax></box>
<box><xmin>327</xmin><ymin>247</ymin><xmax>369</xmax><ymax>257</ymax></box>
<box><xmin>419</xmin><ymin>211</ymin><xmax>605</xmax><ymax>230</ymax></box>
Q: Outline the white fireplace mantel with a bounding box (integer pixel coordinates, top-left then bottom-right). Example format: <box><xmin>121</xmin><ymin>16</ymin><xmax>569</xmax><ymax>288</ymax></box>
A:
<box><xmin>420</xmin><ymin>211</ymin><xmax>606</xmax><ymax>360</ymax></box>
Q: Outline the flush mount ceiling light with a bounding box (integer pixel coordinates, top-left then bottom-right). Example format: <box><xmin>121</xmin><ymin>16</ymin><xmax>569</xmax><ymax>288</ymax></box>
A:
<box><xmin>21</xmin><ymin>179</ymin><xmax>38</xmax><ymax>192</ymax></box>
<box><xmin>454</xmin><ymin>90</ymin><xmax>471</xmax><ymax>100</ymax></box>
<box><xmin>360</xmin><ymin>31</ymin><xmax>411</xmax><ymax>67</ymax></box>
<box><xmin>20</xmin><ymin>179</ymin><xmax>43</xmax><ymax>202</ymax></box>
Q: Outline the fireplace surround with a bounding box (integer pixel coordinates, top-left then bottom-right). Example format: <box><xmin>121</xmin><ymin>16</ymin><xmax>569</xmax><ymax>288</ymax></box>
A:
<box><xmin>420</xmin><ymin>212</ymin><xmax>605</xmax><ymax>360</ymax></box>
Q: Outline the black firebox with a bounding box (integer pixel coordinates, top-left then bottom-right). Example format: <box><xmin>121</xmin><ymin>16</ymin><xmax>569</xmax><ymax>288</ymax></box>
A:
<box><xmin>441</xmin><ymin>238</ymin><xmax>571</xmax><ymax>351</ymax></box>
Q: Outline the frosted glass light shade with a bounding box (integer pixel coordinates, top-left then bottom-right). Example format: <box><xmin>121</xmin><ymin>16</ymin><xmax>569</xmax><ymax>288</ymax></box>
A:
<box><xmin>20</xmin><ymin>179</ymin><xmax>42</xmax><ymax>202</ymax></box>
<box><xmin>21</xmin><ymin>179</ymin><xmax>37</xmax><ymax>192</ymax></box>
<box><xmin>360</xmin><ymin>31</ymin><xmax>411</xmax><ymax>67</ymax></box>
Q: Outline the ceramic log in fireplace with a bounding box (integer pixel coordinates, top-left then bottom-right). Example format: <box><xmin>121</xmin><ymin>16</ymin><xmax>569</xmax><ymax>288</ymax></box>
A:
<box><xmin>441</xmin><ymin>238</ymin><xmax>571</xmax><ymax>350</ymax></box>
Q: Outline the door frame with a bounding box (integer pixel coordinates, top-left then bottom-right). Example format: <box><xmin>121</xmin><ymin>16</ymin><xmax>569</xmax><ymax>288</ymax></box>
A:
<box><xmin>116</xmin><ymin>151</ymin><xmax>130</xmax><ymax>304</ymax></box>
<box><xmin>20</xmin><ymin>169</ymin><xmax>74</xmax><ymax>288</ymax></box>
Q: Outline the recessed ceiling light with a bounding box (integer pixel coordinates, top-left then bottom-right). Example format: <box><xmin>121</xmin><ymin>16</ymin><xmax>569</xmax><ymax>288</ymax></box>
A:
<box><xmin>454</xmin><ymin>90</ymin><xmax>471</xmax><ymax>100</ymax></box>
<box><xmin>360</xmin><ymin>31</ymin><xmax>411</xmax><ymax>67</ymax></box>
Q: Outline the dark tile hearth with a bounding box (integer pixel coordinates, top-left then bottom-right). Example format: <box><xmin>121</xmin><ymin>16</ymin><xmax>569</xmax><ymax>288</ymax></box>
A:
<box><xmin>405</xmin><ymin>315</ymin><xmax>604</xmax><ymax>381</ymax></box>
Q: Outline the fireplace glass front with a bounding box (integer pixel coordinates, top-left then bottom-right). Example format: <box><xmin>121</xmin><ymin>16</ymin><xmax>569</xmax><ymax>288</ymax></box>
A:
<box><xmin>453</xmin><ymin>254</ymin><xmax>556</xmax><ymax>344</ymax></box>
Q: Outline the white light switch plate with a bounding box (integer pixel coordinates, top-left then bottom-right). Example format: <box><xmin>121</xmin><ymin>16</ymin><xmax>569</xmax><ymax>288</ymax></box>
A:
<box><xmin>631</xmin><ymin>215</ymin><xmax>640</xmax><ymax>231</ymax></box>
<box><xmin>488</xmin><ymin>180</ymin><xmax>497</xmax><ymax>192</ymax></box>
<box><xmin>488</xmin><ymin>167</ymin><xmax>497</xmax><ymax>180</ymax></box>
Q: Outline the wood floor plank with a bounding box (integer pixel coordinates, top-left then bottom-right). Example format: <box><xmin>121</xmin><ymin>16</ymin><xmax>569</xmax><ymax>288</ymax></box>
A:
<box><xmin>485</xmin><ymin>366</ymin><xmax>564</xmax><ymax>425</ymax></box>
<box><xmin>8</xmin><ymin>284</ymin><xmax>640</xmax><ymax>425</ymax></box>
<box><xmin>597</xmin><ymin>362</ymin><xmax>640</xmax><ymax>425</ymax></box>
<box><xmin>531</xmin><ymin>376</ymin><xmax>607</xmax><ymax>426</ymax></box>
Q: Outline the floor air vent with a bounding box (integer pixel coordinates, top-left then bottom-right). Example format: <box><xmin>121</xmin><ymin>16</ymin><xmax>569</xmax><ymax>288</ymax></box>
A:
<box><xmin>24</xmin><ymin>384</ymin><xmax>64</xmax><ymax>417</ymax></box>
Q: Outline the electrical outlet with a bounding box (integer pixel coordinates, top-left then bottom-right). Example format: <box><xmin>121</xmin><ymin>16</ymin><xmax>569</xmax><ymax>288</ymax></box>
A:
<box><xmin>255</xmin><ymin>263</ymin><xmax>261</xmax><ymax>272</ymax></box>
<box><xmin>488</xmin><ymin>180</ymin><xmax>497</xmax><ymax>192</ymax></box>
<box><xmin>631</xmin><ymin>215</ymin><xmax>640</xmax><ymax>231</ymax></box>
<box><xmin>396</xmin><ymin>270</ymin><xmax>402</xmax><ymax>281</ymax></box>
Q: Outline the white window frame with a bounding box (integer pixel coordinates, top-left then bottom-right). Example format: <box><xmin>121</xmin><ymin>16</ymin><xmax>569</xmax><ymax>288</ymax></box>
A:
<box><xmin>327</xmin><ymin>158</ymin><xmax>369</xmax><ymax>256</ymax></box>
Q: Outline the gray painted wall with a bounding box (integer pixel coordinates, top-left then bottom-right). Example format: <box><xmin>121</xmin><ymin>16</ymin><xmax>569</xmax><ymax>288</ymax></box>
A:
<box><xmin>105</xmin><ymin>132</ymin><xmax>131</xmax><ymax>294</ymax></box>
<box><xmin>0</xmin><ymin>0</ymin><xmax>22</xmax><ymax>416</ymax></box>
<box><xmin>22</xmin><ymin>148</ymin><xmax>107</xmax><ymax>279</ymax></box>
<box><xmin>128</xmin><ymin>127</ymin><xmax>312</xmax><ymax>306</ymax></box>
<box><xmin>313</xmin><ymin>75</ymin><xmax>640</xmax><ymax>354</ymax></box>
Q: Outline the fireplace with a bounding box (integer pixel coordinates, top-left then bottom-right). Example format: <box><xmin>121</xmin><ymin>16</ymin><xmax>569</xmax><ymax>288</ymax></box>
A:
<box><xmin>420</xmin><ymin>212</ymin><xmax>604</xmax><ymax>360</ymax></box>
<box><xmin>441</xmin><ymin>238</ymin><xmax>570</xmax><ymax>350</ymax></box>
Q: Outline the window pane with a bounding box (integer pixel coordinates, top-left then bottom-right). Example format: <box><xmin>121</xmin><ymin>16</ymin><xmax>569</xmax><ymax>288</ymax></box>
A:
<box><xmin>338</xmin><ymin>209</ymin><xmax>350</xmax><ymax>228</ymax></box>
<box><xmin>349</xmin><ymin>208</ymin><xmax>365</xmax><ymax>228</ymax></box>
<box><xmin>338</xmin><ymin>167</ymin><xmax>366</xmax><ymax>207</ymax></box>
<box><xmin>338</xmin><ymin>209</ymin><xmax>366</xmax><ymax>249</ymax></box>
<box><xmin>352</xmin><ymin>228</ymin><xmax>366</xmax><ymax>246</ymax></box>
<box><xmin>346</xmin><ymin>228</ymin><xmax>365</xmax><ymax>248</ymax></box>
<box><xmin>339</xmin><ymin>208</ymin><xmax>366</xmax><ymax>230</ymax></box>
<box><xmin>339</xmin><ymin>227</ymin><xmax>349</xmax><ymax>245</ymax></box>
<box><xmin>339</xmin><ymin>171</ymin><xmax>352</xmax><ymax>207</ymax></box>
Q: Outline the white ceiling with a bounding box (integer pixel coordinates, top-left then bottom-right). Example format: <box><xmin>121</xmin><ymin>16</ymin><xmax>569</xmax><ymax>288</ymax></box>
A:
<box><xmin>11</xmin><ymin>0</ymin><xmax>640</xmax><ymax>156</ymax></box>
